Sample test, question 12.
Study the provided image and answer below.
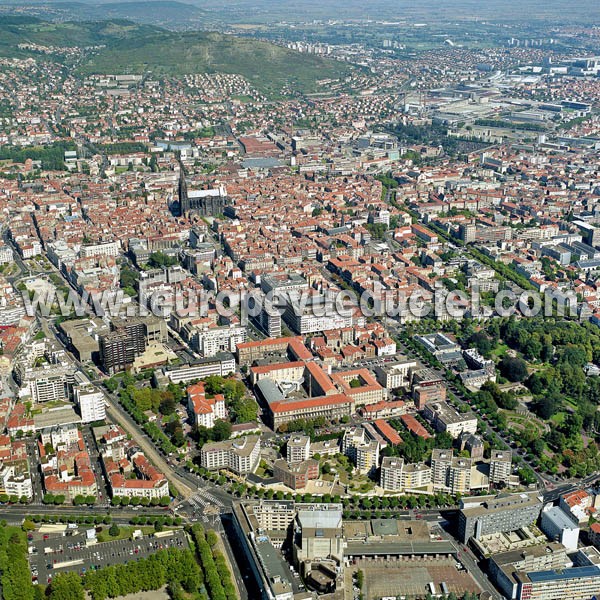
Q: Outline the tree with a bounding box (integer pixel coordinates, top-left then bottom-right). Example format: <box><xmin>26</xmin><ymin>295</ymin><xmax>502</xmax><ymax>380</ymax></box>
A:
<box><xmin>231</xmin><ymin>397</ymin><xmax>258</xmax><ymax>424</ymax></box>
<box><xmin>49</xmin><ymin>572</ymin><xmax>85</xmax><ymax>600</ymax></box>
<box><xmin>148</xmin><ymin>251</ymin><xmax>178</xmax><ymax>269</ymax></box>
<box><xmin>534</xmin><ymin>394</ymin><xmax>560</xmax><ymax>420</ymax></box>
<box><xmin>499</xmin><ymin>356</ymin><xmax>528</xmax><ymax>382</ymax></box>
<box><xmin>356</xmin><ymin>569</ymin><xmax>364</xmax><ymax>589</ymax></box>
<box><xmin>21</xmin><ymin>519</ymin><xmax>36</xmax><ymax>532</ymax></box>
<box><xmin>466</xmin><ymin>331</ymin><xmax>493</xmax><ymax>357</ymax></box>
<box><xmin>159</xmin><ymin>393</ymin><xmax>176</xmax><ymax>416</ymax></box>
<box><xmin>211</xmin><ymin>420</ymin><xmax>232</xmax><ymax>442</ymax></box>
<box><xmin>109</xmin><ymin>523</ymin><xmax>120</xmax><ymax>537</ymax></box>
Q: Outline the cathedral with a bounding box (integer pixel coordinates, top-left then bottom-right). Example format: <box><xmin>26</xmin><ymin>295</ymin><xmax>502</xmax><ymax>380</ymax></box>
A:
<box><xmin>178</xmin><ymin>162</ymin><xmax>228</xmax><ymax>217</ymax></box>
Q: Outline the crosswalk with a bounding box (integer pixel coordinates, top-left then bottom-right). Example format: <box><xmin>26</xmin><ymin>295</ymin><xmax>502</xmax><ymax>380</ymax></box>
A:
<box><xmin>187</xmin><ymin>487</ymin><xmax>226</xmax><ymax>523</ymax></box>
<box><xmin>195</xmin><ymin>487</ymin><xmax>226</xmax><ymax>509</ymax></box>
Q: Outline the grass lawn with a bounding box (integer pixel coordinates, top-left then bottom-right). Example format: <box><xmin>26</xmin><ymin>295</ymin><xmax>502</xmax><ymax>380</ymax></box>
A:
<box><xmin>491</xmin><ymin>343</ymin><xmax>509</xmax><ymax>358</ymax></box>
<box><xmin>502</xmin><ymin>410</ymin><xmax>546</xmax><ymax>435</ymax></box>
<box><xmin>255</xmin><ymin>460</ymin><xmax>272</xmax><ymax>479</ymax></box>
<box><xmin>97</xmin><ymin>525</ymin><xmax>161</xmax><ymax>543</ymax></box>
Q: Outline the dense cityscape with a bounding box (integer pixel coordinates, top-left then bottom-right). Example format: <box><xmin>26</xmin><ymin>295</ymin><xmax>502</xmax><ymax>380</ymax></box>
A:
<box><xmin>0</xmin><ymin>1</ymin><xmax>600</xmax><ymax>599</ymax></box>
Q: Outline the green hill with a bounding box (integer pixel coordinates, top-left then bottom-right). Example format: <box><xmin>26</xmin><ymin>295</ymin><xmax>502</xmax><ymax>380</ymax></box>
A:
<box><xmin>0</xmin><ymin>2</ymin><xmax>211</xmax><ymax>29</ymax></box>
<box><xmin>0</xmin><ymin>16</ymin><xmax>355</xmax><ymax>95</ymax></box>
<box><xmin>80</xmin><ymin>31</ymin><xmax>354</xmax><ymax>94</ymax></box>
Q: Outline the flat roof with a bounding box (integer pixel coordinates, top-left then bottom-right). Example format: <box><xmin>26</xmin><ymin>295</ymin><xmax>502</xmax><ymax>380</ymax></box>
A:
<box><xmin>345</xmin><ymin>541</ymin><xmax>456</xmax><ymax>557</ymax></box>
<box><xmin>34</xmin><ymin>407</ymin><xmax>81</xmax><ymax>429</ymax></box>
<box><xmin>526</xmin><ymin>565</ymin><xmax>600</xmax><ymax>583</ymax></box>
<box><xmin>254</xmin><ymin>538</ymin><xmax>294</xmax><ymax>593</ymax></box>
<box><xmin>543</xmin><ymin>506</ymin><xmax>579</xmax><ymax>531</ymax></box>
<box><xmin>256</xmin><ymin>378</ymin><xmax>285</xmax><ymax>404</ymax></box>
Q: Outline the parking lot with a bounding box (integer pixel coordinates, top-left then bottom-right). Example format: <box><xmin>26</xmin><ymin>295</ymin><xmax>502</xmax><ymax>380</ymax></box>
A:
<box><xmin>28</xmin><ymin>528</ymin><xmax>188</xmax><ymax>585</ymax></box>
<box><xmin>355</xmin><ymin>556</ymin><xmax>481</xmax><ymax>599</ymax></box>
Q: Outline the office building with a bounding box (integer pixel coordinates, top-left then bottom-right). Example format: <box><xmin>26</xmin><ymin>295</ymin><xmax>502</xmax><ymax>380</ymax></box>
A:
<box><xmin>458</xmin><ymin>492</ymin><xmax>543</xmax><ymax>543</ymax></box>
<box><xmin>374</xmin><ymin>359</ymin><xmax>418</xmax><ymax>390</ymax></box>
<box><xmin>294</xmin><ymin>505</ymin><xmax>344</xmax><ymax>563</ymax></box>
<box><xmin>193</xmin><ymin>324</ymin><xmax>247</xmax><ymax>357</ymax></box>
<box><xmin>513</xmin><ymin>565</ymin><xmax>600</xmax><ymax>600</ymax></box>
<box><xmin>488</xmin><ymin>543</ymin><xmax>572</xmax><ymax>600</ymax></box>
<box><xmin>540</xmin><ymin>506</ymin><xmax>580</xmax><ymax>551</ymax></box>
<box><xmin>422</xmin><ymin>401</ymin><xmax>477</xmax><ymax>438</ymax></box>
<box><xmin>273</xmin><ymin>459</ymin><xmax>319</xmax><ymax>490</ymax></box>
<box><xmin>99</xmin><ymin>321</ymin><xmax>146</xmax><ymax>375</ymax></box>
<box><xmin>155</xmin><ymin>353</ymin><xmax>236</xmax><ymax>384</ymax></box>
<box><xmin>282</xmin><ymin>292</ymin><xmax>353</xmax><ymax>335</ymax></box>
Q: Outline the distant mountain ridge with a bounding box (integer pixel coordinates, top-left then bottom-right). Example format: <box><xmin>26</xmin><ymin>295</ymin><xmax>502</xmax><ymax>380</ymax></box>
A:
<box><xmin>0</xmin><ymin>1</ymin><xmax>209</xmax><ymax>28</ymax></box>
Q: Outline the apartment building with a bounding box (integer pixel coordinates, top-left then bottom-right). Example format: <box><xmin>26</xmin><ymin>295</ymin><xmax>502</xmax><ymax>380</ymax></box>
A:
<box><xmin>200</xmin><ymin>435</ymin><xmax>261</xmax><ymax>474</ymax></box>
<box><xmin>251</xmin><ymin>500</ymin><xmax>296</xmax><ymax>531</ymax></box>
<box><xmin>73</xmin><ymin>383</ymin><xmax>106</xmax><ymax>423</ymax></box>
<box><xmin>431</xmin><ymin>449</ymin><xmax>472</xmax><ymax>494</ymax></box>
<box><xmin>41</xmin><ymin>431</ymin><xmax>97</xmax><ymax>502</ymax></box>
<box><xmin>287</xmin><ymin>435</ymin><xmax>311</xmax><ymax>463</ymax></box>
<box><xmin>20</xmin><ymin>364</ymin><xmax>76</xmax><ymax>404</ymax></box>
<box><xmin>80</xmin><ymin>241</ymin><xmax>120</xmax><ymax>258</ymax></box>
<box><xmin>559</xmin><ymin>489</ymin><xmax>594</xmax><ymax>525</ymax></box>
<box><xmin>186</xmin><ymin>382</ymin><xmax>226</xmax><ymax>429</ymax></box>
<box><xmin>402</xmin><ymin>462</ymin><xmax>433</xmax><ymax>490</ymax></box>
<box><xmin>0</xmin><ymin>465</ymin><xmax>33</xmax><ymax>499</ymax></box>
<box><xmin>107</xmin><ymin>453</ymin><xmax>169</xmax><ymax>500</ymax></box>
<box><xmin>490</xmin><ymin>449</ymin><xmax>512</xmax><ymax>486</ymax></box>
<box><xmin>380</xmin><ymin>457</ymin><xmax>405</xmax><ymax>491</ymax></box>
<box><xmin>342</xmin><ymin>427</ymin><xmax>380</xmax><ymax>475</ymax></box>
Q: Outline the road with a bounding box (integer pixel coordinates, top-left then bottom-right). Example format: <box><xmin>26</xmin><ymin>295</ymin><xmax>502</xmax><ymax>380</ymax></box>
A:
<box><xmin>102</xmin><ymin>389</ymin><xmax>194</xmax><ymax>498</ymax></box>
<box><xmin>0</xmin><ymin>504</ymin><xmax>170</xmax><ymax>524</ymax></box>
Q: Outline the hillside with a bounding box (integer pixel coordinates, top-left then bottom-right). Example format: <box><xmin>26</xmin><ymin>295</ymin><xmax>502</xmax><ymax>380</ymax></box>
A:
<box><xmin>0</xmin><ymin>17</ymin><xmax>354</xmax><ymax>95</ymax></box>
<box><xmin>0</xmin><ymin>1</ymin><xmax>211</xmax><ymax>29</ymax></box>
<box><xmin>0</xmin><ymin>16</ymin><xmax>163</xmax><ymax>52</ymax></box>
<box><xmin>80</xmin><ymin>31</ymin><xmax>353</xmax><ymax>94</ymax></box>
